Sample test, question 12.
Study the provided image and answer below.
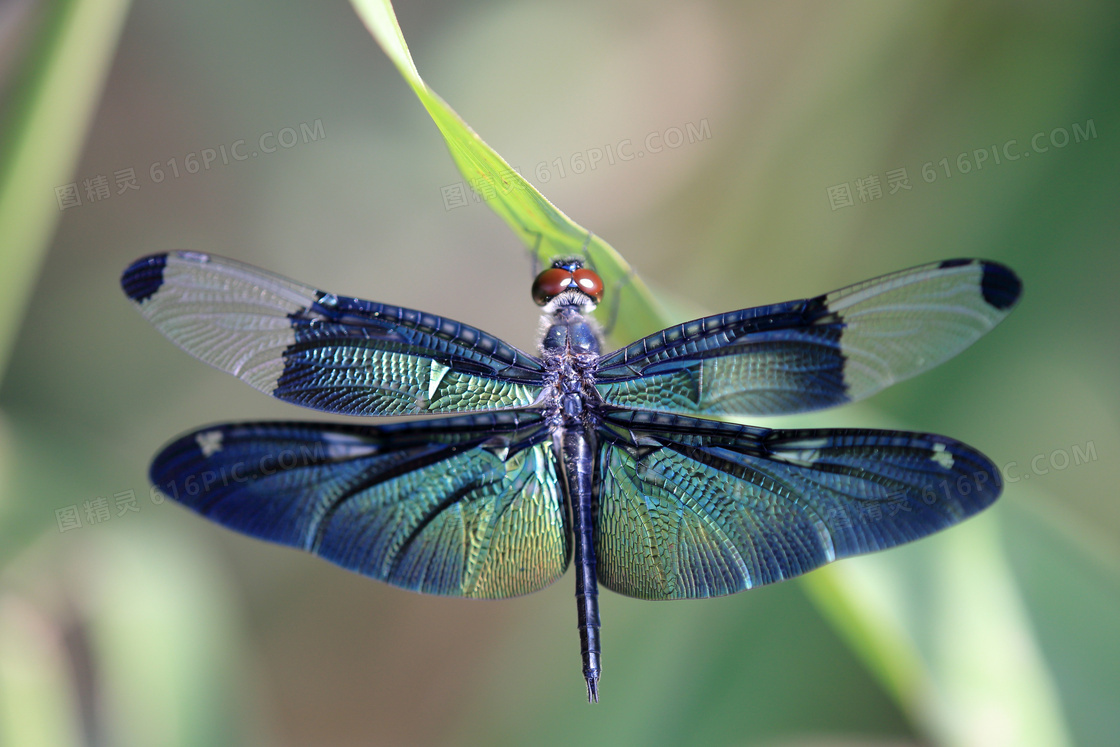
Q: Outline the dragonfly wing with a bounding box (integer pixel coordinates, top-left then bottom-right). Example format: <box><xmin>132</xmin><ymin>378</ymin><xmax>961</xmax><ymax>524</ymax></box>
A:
<box><xmin>150</xmin><ymin>412</ymin><xmax>569</xmax><ymax>598</ymax></box>
<box><xmin>594</xmin><ymin>410</ymin><xmax>1001</xmax><ymax>600</ymax></box>
<box><xmin>596</xmin><ymin>260</ymin><xmax>1020</xmax><ymax>416</ymax></box>
<box><xmin>122</xmin><ymin>252</ymin><xmax>545</xmax><ymax>416</ymax></box>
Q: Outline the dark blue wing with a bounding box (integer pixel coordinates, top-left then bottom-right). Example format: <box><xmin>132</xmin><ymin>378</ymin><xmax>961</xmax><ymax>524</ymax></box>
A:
<box><xmin>595</xmin><ymin>259</ymin><xmax>1021</xmax><ymax>416</ymax></box>
<box><xmin>594</xmin><ymin>410</ymin><xmax>1001</xmax><ymax>600</ymax></box>
<box><xmin>150</xmin><ymin>412</ymin><xmax>569</xmax><ymax>598</ymax></box>
<box><xmin>122</xmin><ymin>252</ymin><xmax>545</xmax><ymax>416</ymax></box>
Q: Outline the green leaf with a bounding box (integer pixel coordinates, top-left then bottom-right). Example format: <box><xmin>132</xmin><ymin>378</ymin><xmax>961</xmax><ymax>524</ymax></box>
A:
<box><xmin>348</xmin><ymin>0</ymin><xmax>670</xmax><ymax>344</ymax></box>
<box><xmin>0</xmin><ymin>0</ymin><xmax>133</xmax><ymax>380</ymax></box>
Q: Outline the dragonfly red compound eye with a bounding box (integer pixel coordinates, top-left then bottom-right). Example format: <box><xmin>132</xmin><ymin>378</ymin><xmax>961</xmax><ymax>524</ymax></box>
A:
<box><xmin>532</xmin><ymin>268</ymin><xmax>574</xmax><ymax>305</ymax></box>
<box><xmin>572</xmin><ymin>268</ymin><xmax>604</xmax><ymax>303</ymax></box>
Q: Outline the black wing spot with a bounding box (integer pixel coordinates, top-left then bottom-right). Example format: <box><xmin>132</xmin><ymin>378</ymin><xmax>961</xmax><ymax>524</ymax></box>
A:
<box><xmin>121</xmin><ymin>253</ymin><xmax>168</xmax><ymax>303</ymax></box>
<box><xmin>979</xmin><ymin>262</ymin><xmax>1022</xmax><ymax>311</ymax></box>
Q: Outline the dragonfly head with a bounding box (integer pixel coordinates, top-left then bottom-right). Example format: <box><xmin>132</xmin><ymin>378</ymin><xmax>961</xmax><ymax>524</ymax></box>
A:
<box><xmin>532</xmin><ymin>259</ymin><xmax>604</xmax><ymax>309</ymax></box>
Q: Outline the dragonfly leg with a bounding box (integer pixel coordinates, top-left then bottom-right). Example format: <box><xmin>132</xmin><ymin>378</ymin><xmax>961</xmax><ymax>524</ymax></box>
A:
<box><xmin>528</xmin><ymin>232</ymin><xmax>543</xmax><ymax>278</ymax></box>
<box><xmin>600</xmin><ymin>269</ymin><xmax>634</xmax><ymax>338</ymax></box>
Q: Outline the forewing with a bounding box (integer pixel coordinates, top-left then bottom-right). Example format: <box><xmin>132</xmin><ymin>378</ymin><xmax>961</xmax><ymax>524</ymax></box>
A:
<box><xmin>595</xmin><ymin>411</ymin><xmax>1001</xmax><ymax>600</ymax></box>
<box><xmin>150</xmin><ymin>412</ymin><xmax>568</xmax><ymax>598</ymax></box>
<box><xmin>122</xmin><ymin>252</ymin><xmax>544</xmax><ymax>416</ymax></box>
<box><xmin>596</xmin><ymin>260</ymin><xmax>1020</xmax><ymax>416</ymax></box>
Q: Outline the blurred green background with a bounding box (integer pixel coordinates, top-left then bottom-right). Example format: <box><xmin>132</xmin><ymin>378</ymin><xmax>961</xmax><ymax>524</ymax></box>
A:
<box><xmin>1</xmin><ymin>1</ymin><xmax>1118</xmax><ymax>745</ymax></box>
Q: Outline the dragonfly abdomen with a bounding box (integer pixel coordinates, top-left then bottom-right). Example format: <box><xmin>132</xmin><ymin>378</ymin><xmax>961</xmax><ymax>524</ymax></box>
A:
<box><xmin>556</xmin><ymin>425</ymin><xmax>601</xmax><ymax>703</ymax></box>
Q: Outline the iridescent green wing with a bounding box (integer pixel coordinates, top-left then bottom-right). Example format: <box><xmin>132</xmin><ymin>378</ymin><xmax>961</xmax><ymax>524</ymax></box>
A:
<box><xmin>595</xmin><ymin>411</ymin><xmax>1001</xmax><ymax>599</ymax></box>
<box><xmin>122</xmin><ymin>252</ymin><xmax>544</xmax><ymax>416</ymax></box>
<box><xmin>595</xmin><ymin>260</ymin><xmax>1021</xmax><ymax>416</ymax></box>
<box><xmin>151</xmin><ymin>412</ymin><xmax>568</xmax><ymax>598</ymax></box>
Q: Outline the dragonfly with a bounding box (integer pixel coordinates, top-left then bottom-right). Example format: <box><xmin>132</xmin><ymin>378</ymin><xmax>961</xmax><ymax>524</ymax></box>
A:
<box><xmin>121</xmin><ymin>251</ymin><xmax>1020</xmax><ymax>702</ymax></box>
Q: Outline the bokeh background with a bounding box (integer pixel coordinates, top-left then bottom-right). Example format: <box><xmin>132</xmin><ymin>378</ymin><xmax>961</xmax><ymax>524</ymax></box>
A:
<box><xmin>2</xmin><ymin>0</ymin><xmax>1118</xmax><ymax>745</ymax></box>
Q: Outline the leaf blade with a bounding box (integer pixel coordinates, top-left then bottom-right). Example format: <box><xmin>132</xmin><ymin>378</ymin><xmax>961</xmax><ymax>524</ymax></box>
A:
<box><xmin>348</xmin><ymin>0</ymin><xmax>669</xmax><ymax>343</ymax></box>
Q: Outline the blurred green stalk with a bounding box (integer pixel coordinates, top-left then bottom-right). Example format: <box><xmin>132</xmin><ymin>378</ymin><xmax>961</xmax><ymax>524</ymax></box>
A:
<box><xmin>0</xmin><ymin>0</ymin><xmax>132</xmax><ymax>380</ymax></box>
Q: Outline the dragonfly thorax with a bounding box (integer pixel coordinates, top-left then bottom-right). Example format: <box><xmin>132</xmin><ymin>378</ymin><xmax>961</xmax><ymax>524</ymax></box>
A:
<box><xmin>539</xmin><ymin>305</ymin><xmax>602</xmax><ymax>427</ymax></box>
<box><xmin>541</xmin><ymin>306</ymin><xmax>601</xmax><ymax>356</ymax></box>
